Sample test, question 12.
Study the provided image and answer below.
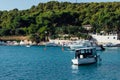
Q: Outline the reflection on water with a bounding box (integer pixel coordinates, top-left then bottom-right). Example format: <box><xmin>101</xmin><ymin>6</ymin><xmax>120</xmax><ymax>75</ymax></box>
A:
<box><xmin>72</xmin><ymin>65</ymin><xmax>78</xmax><ymax>70</ymax></box>
<box><xmin>71</xmin><ymin>65</ymin><xmax>79</xmax><ymax>74</ymax></box>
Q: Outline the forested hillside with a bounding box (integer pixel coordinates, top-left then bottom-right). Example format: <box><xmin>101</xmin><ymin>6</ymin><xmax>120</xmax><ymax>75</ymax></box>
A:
<box><xmin>0</xmin><ymin>1</ymin><xmax>120</xmax><ymax>41</ymax></box>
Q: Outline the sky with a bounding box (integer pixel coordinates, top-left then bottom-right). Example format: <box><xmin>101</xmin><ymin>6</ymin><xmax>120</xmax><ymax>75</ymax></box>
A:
<box><xmin>0</xmin><ymin>0</ymin><xmax>120</xmax><ymax>11</ymax></box>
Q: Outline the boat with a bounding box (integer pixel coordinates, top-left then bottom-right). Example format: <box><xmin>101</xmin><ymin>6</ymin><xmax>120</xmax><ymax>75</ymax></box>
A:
<box><xmin>0</xmin><ymin>41</ymin><xmax>6</xmax><ymax>45</ymax></box>
<box><xmin>68</xmin><ymin>40</ymin><xmax>91</xmax><ymax>50</ymax></box>
<box><xmin>71</xmin><ymin>47</ymin><xmax>100</xmax><ymax>65</ymax></box>
<box><xmin>26</xmin><ymin>45</ymin><xmax>31</xmax><ymax>47</ymax></box>
<box><xmin>45</xmin><ymin>42</ymin><xmax>59</xmax><ymax>47</ymax></box>
<box><xmin>103</xmin><ymin>42</ymin><xmax>116</xmax><ymax>47</ymax></box>
<box><xmin>68</xmin><ymin>40</ymin><xmax>105</xmax><ymax>51</ymax></box>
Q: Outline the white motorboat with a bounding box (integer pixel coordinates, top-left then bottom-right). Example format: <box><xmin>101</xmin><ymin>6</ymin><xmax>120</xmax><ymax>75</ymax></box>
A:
<box><xmin>71</xmin><ymin>47</ymin><xmax>100</xmax><ymax>65</ymax></box>
<box><xmin>69</xmin><ymin>40</ymin><xmax>91</xmax><ymax>50</ymax></box>
<box><xmin>68</xmin><ymin>40</ymin><xmax>105</xmax><ymax>51</ymax></box>
<box><xmin>45</xmin><ymin>42</ymin><xmax>59</xmax><ymax>47</ymax></box>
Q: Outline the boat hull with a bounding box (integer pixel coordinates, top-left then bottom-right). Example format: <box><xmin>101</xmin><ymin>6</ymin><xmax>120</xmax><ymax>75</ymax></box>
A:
<box><xmin>72</xmin><ymin>58</ymin><xmax>97</xmax><ymax>65</ymax></box>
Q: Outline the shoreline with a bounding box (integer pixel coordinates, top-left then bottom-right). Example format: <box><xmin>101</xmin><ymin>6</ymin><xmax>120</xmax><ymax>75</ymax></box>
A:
<box><xmin>1</xmin><ymin>36</ymin><xmax>120</xmax><ymax>47</ymax></box>
<box><xmin>0</xmin><ymin>36</ymin><xmax>29</xmax><ymax>41</ymax></box>
<box><xmin>0</xmin><ymin>41</ymin><xmax>47</xmax><ymax>46</ymax></box>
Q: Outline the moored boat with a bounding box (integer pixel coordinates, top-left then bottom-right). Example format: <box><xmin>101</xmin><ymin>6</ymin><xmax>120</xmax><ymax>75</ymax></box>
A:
<box><xmin>45</xmin><ymin>42</ymin><xmax>59</xmax><ymax>47</ymax></box>
<box><xmin>26</xmin><ymin>45</ymin><xmax>31</xmax><ymax>47</ymax></box>
<box><xmin>71</xmin><ymin>47</ymin><xmax>100</xmax><ymax>65</ymax></box>
<box><xmin>69</xmin><ymin>40</ymin><xmax>105</xmax><ymax>51</ymax></box>
<box><xmin>68</xmin><ymin>40</ymin><xmax>91</xmax><ymax>50</ymax></box>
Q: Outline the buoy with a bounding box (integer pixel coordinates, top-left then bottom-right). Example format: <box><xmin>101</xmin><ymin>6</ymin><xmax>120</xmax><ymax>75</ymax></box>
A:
<box><xmin>44</xmin><ymin>47</ymin><xmax>46</xmax><ymax>50</ymax></box>
<box><xmin>62</xmin><ymin>47</ymin><xmax>64</xmax><ymax>51</ymax></box>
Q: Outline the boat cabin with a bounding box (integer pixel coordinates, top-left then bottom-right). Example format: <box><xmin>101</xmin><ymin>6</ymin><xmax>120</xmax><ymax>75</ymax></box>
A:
<box><xmin>74</xmin><ymin>47</ymin><xmax>96</xmax><ymax>59</ymax></box>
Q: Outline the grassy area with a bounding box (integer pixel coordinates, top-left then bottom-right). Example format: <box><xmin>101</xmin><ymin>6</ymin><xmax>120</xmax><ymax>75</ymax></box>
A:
<box><xmin>0</xmin><ymin>36</ymin><xmax>29</xmax><ymax>41</ymax></box>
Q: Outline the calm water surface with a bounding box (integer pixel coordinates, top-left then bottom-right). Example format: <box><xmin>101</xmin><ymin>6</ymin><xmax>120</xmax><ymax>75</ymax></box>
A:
<box><xmin>0</xmin><ymin>46</ymin><xmax>120</xmax><ymax>80</ymax></box>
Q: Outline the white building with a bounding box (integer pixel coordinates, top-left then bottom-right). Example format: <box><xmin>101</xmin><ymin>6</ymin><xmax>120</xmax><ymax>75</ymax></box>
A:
<box><xmin>91</xmin><ymin>33</ymin><xmax>120</xmax><ymax>45</ymax></box>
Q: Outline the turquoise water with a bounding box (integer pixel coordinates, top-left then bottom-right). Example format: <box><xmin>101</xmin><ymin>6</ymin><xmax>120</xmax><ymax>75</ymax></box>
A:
<box><xmin>0</xmin><ymin>46</ymin><xmax>120</xmax><ymax>80</ymax></box>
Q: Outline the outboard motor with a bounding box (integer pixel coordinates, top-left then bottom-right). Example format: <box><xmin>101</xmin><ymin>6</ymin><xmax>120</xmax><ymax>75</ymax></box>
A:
<box><xmin>100</xmin><ymin>45</ymin><xmax>105</xmax><ymax>51</ymax></box>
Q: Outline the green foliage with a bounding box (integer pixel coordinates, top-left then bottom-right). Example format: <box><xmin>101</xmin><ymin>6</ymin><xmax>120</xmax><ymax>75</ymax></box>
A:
<box><xmin>29</xmin><ymin>34</ymin><xmax>40</xmax><ymax>43</ymax></box>
<box><xmin>0</xmin><ymin>28</ymin><xmax>11</xmax><ymax>36</ymax></box>
<box><xmin>0</xmin><ymin>1</ymin><xmax>120</xmax><ymax>40</ymax></box>
<box><xmin>15</xmin><ymin>28</ymin><xmax>26</xmax><ymax>35</ymax></box>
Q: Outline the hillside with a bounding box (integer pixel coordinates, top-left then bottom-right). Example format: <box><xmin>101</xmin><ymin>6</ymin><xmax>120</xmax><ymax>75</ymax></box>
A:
<box><xmin>0</xmin><ymin>1</ymin><xmax>120</xmax><ymax>41</ymax></box>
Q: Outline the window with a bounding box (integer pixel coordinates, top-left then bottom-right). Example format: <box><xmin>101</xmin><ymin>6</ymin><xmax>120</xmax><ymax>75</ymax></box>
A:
<box><xmin>113</xmin><ymin>37</ymin><xmax>116</xmax><ymax>39</ymax></box>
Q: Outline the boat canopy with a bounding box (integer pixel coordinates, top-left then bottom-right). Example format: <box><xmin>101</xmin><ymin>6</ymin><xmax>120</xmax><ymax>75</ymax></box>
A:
<box><xmin>75</xmin><ymin>47</ymin><xmax>96</xmax><ymax>55</ymax></box>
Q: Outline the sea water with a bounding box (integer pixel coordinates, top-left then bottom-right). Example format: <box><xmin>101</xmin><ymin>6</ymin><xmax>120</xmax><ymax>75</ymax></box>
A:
<box><xmin>0</xmin><ymin>46</ymin><xmax>120</xmax><ymax>80</ymax></box>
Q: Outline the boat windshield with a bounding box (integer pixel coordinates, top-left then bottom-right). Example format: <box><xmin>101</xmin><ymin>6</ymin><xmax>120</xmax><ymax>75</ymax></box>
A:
<box><xmin>75</xmin><ymin>48</ymin><xmax>96</xmax><ymax>54</ymax></box>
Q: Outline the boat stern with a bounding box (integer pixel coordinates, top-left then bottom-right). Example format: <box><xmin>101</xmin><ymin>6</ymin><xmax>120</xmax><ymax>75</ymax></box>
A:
<box><xmin>72</xmin><ymin>59</ymin><xmax>79</xmax><ymax>65</ymax></box>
